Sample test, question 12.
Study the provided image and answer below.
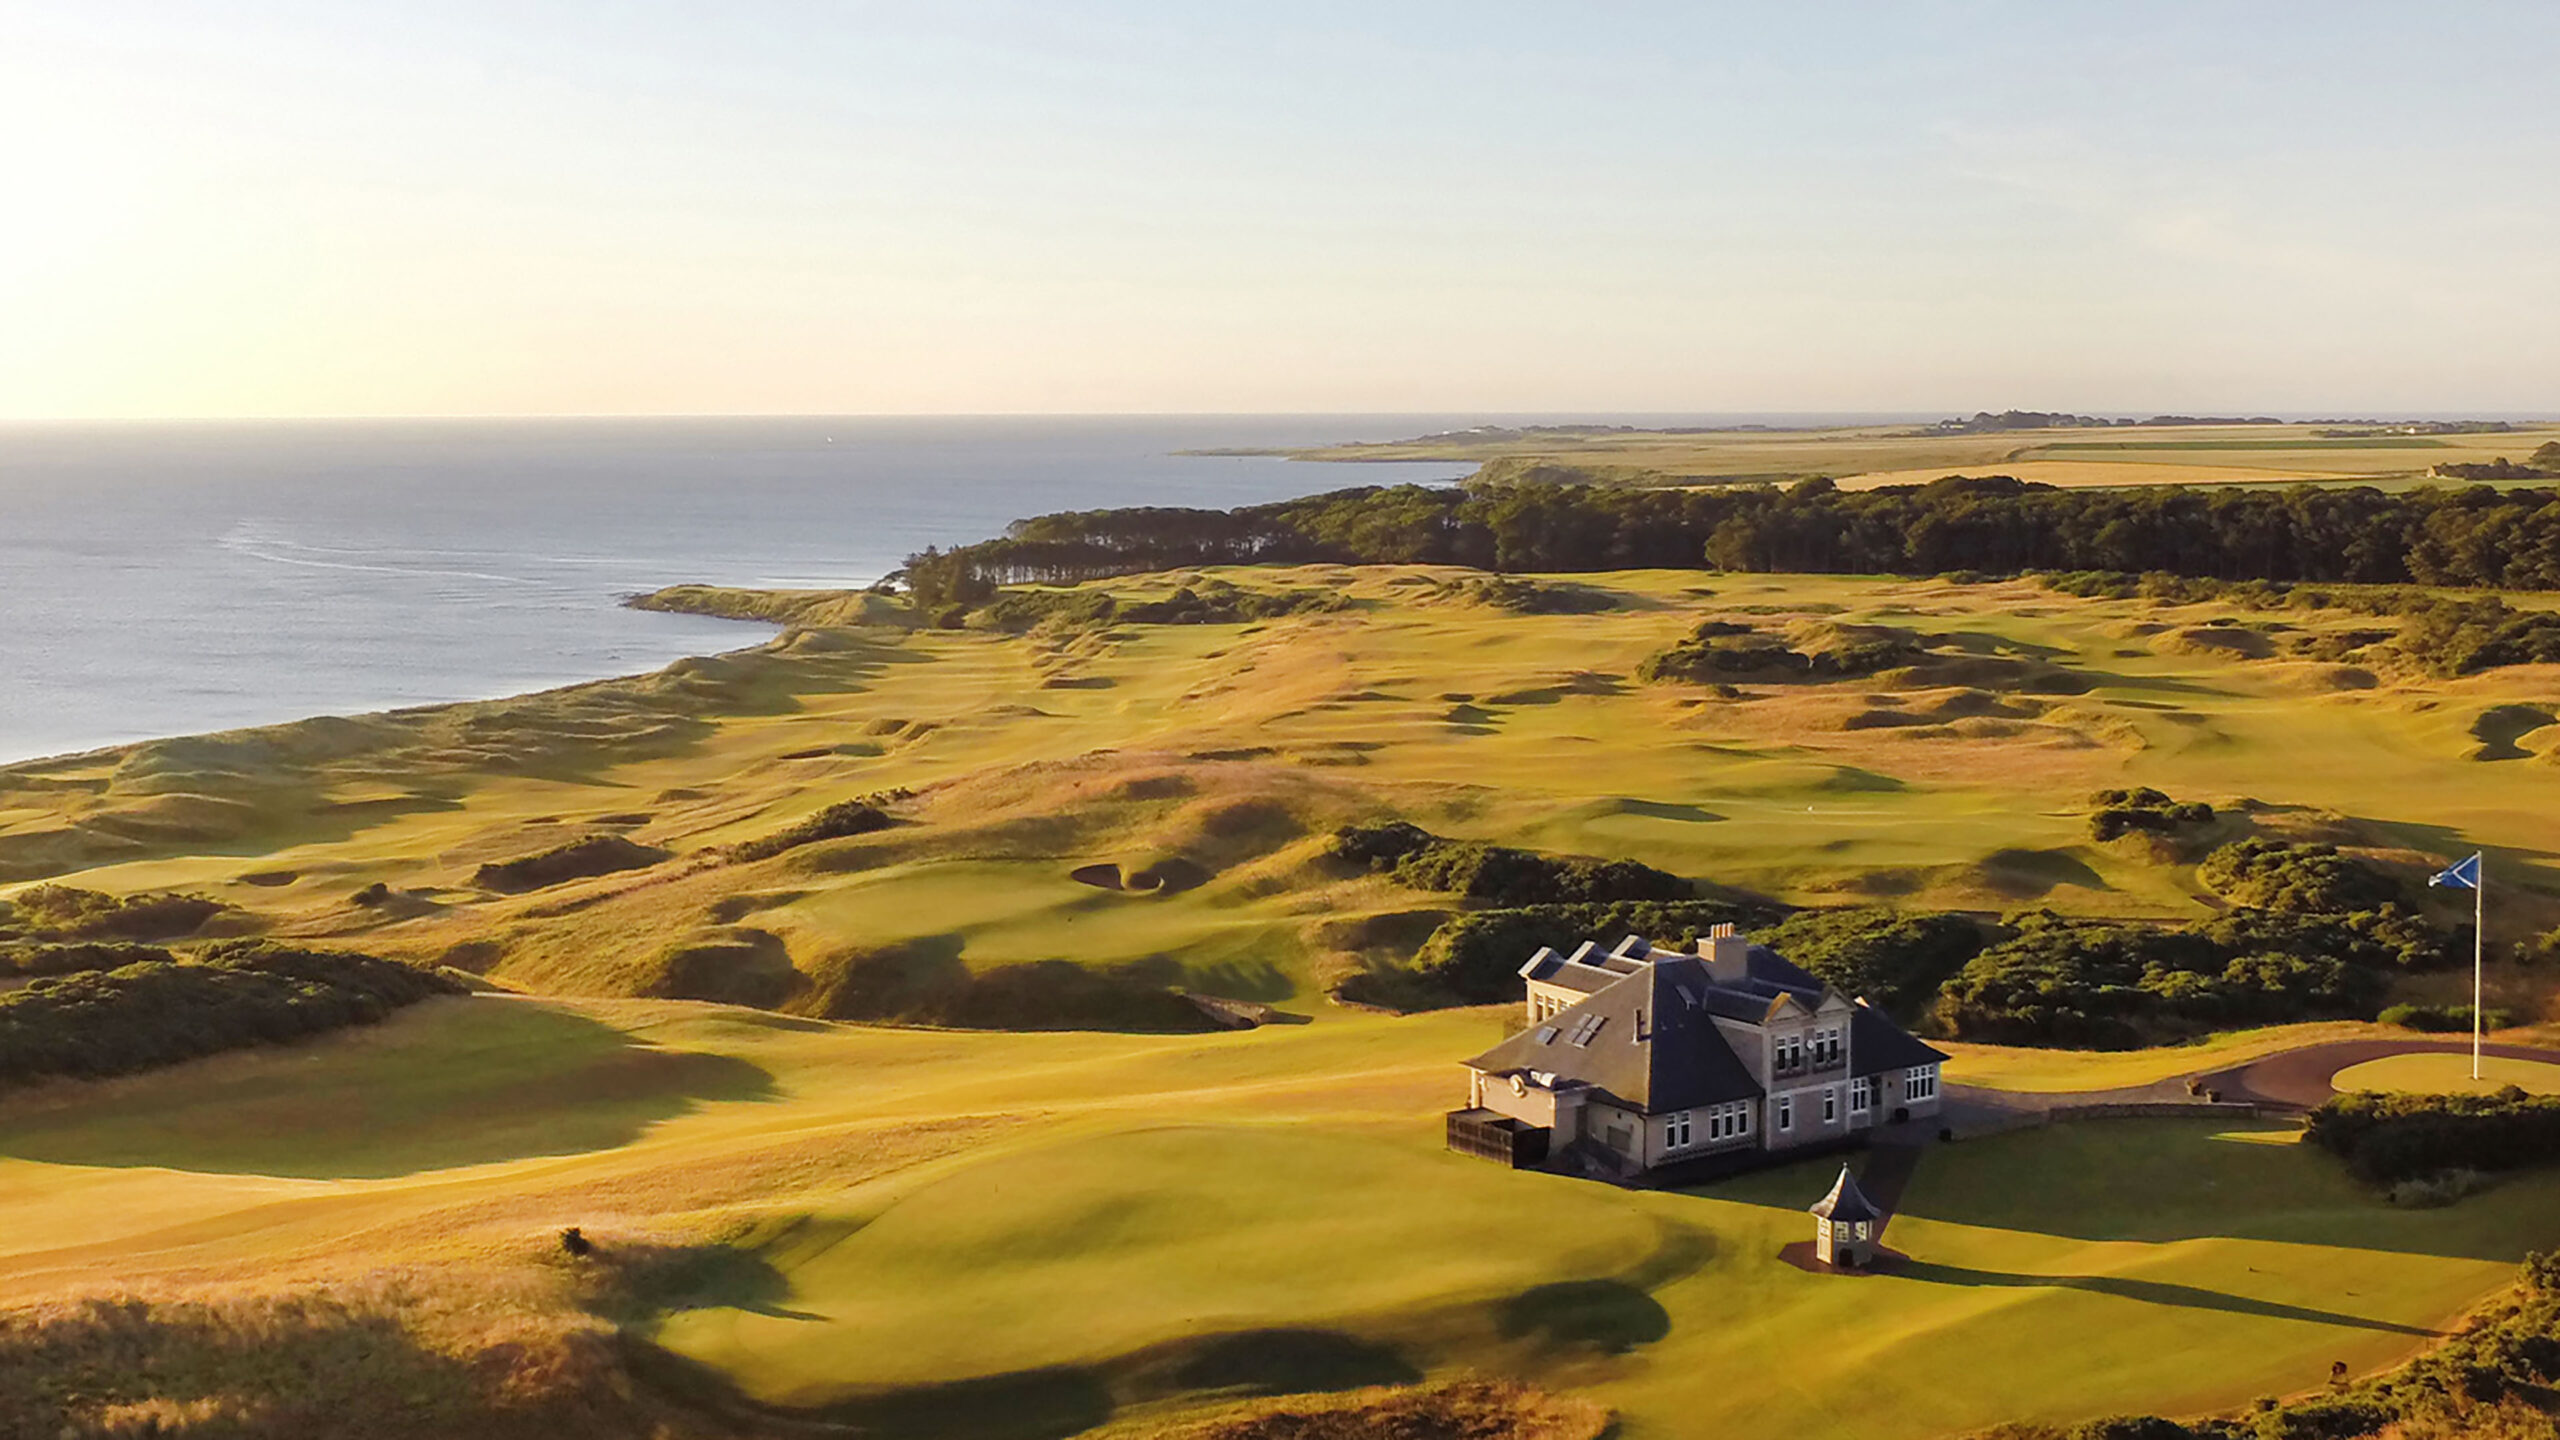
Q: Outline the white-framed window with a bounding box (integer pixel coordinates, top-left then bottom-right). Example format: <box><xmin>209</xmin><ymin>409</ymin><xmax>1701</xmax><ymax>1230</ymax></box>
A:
<box><xmin>1702</xmin><ymin>1101</ymin><xmax>1753</xmax><ymax>1142</ymax></box>
<box><xmin>1666</xmin><ymin>1111</ymin><xmax>1692</xmax><ymax>1148</ymax></box>
<box><xmin>1775</xmin><ymin>1034</ymin><xmax>1804</xmax><ymax>1072</ymax></box>
<box><xmin>1811</xmin><ymin>1026</ymin><xmax>1843</xmax><ymax>1067</ymax></box>
<box><xmin>1851</xmin><ymin>1075</ymin><xmax>1875</xmax><ymax>1113</ymax></box>
<box><xmin>1777</xmin><ymin>1095</ymin><xmax>1793</xmax><ymax>1131</ymax></box>
<box><xmin>1823</xmin><ymin>1088</ymin><xmax>1838</xmax><ymax>1123</ymax></box>
<box><xmin>1906</xmin><ymin>1064</ymin><xmax>1939</xmax><ymax>1101</ymax></box>
<box><xmin>1854</xmin><ymin>1220</ymin><xmax>1872</xmax><ymax>1242</ymax></box>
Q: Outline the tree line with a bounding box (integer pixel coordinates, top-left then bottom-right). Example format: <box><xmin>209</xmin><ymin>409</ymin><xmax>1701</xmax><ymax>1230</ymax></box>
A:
<box><xmin>898</xmin><ymin>474</ymin><xmax>2560</xmax><ymax>607</ymax></box>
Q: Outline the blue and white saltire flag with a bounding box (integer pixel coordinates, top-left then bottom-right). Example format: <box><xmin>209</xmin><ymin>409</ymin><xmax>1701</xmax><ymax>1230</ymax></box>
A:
<box><xmin>2431</xmin><ymin>853</ymin><xmax>2483</xmax><ymax>890</ymax></box>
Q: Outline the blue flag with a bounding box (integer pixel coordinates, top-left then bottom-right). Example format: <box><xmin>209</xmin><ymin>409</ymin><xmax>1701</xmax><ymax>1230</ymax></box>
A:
<box><xmin>2431</xmin><ymin>853</ymin><xmax>2482</xmax><ymax>890</ymax></box>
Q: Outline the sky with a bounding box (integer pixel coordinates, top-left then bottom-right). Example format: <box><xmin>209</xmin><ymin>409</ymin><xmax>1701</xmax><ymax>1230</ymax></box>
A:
<box><xmin>3</xmin><ymin>1</ymin><xmax>2556</xmax><ymax>419</ymax></box>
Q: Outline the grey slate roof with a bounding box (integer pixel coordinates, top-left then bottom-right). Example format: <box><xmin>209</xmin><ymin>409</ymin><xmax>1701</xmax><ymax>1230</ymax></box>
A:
<box><xmin>1468</xmin><ymin>933</ymin><xmax>1951</xmax><ymax>1120</ymax></box>
<box><xmin>1519</xmin><ymin>940</ymin><xmax>1649</xmax><ymax>996</ymax></box>
<box><xmin>1851</xmin><ymin>1005</ymin><xmax>1950</xmax><ymax>1071</ymax></box>
<box><xmin>1809</xmin><ymin>1164</ymin><xmax>1883</xmax><ymax>1223</ymax></box>
<box><xmin>1466</xmin><ymin>955</ymin><xmax>1763</xmax><ymax>1115</ymax></box>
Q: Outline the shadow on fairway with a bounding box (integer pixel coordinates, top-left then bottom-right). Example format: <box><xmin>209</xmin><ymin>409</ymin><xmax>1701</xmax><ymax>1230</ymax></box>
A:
<box><xmin>1496</xmin><ymin>1279</ymin><xmax>1671</xmax><ymax>1355</ymax></box>
<box><xmin>641</xmin><ymin>1326</ymin><xmax>1423</xmax><ymax>1440</ymax></box>
<box><xmin>1895</xmin><ymin>1261</ymin><xmax>2443</xmax><ymax>1337</ymax></box>
<box><xmin>0</xmin><ymin>998</ymin><xmax>778</xmax><ymax>1180</ymax></box>
<box><xmin>1696</xmin><ymin>1117</ymin><xmax>2559</xmax><ymax>1265</ymax></box>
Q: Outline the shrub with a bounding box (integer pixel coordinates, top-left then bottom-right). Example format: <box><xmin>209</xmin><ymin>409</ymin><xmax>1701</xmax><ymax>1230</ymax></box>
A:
<box><xmin>1635</xmin><ymin>617</ymin><xmax>1912</xmax><ymax>685</ymax></box>
<box><xmin>2086</xmin><ymin>787</ymin><xmax>2215</xmax><ymax>844</ymax></box>
<box><xmin>0</xmin><ymin>885</ymin><xmax>226</xmax><ymax>942</ymax></box>
<box><xmin>2198</xmin><ymin>839</ymin><xmax>2404</xmax><ymax>913</ymax></box>
<box><xmin>2379</xmin><ymin>1003</ymin><xmax>2514</xmax><ymax>1033</ymax></box>
<box><xmin>1327</xmin><ymin>824</ymin><xmax>1691</xmax><ymax>906</ymax></box>
<box><xmin>1934</xmin><ymin>908</ymin><xmax>2410</xmax><ymax>1047</ymax></box>
<box><xmin>732</xmin><ymin>800</ymin><xmax>893</xmax><ymax>861</ymax></box>
<box><xmin>1754</xmin><ymin>907</ymin><xmax>1988</xmax><ymax>1019</ymax></box>
<box><xmin>0</xmin><ymin>941</ymin><xmax>175</xmax><ymax>979</ymax></box>
<box><xmin>800</xmin><ymin>947</ymin><xmax>1217</xmax><ymax>1032</ymax></box>
<box><xmin>0</xmin><ymin>941</ymin><xmax>462</xmax><ymax>1088</ymax></box>
<box><xmin>2306</xmin><ymin>1089</ymin><xmax>2560</xmax><ymax>1186</ymax></box>
<box><xmin>1406</xmin><ymin>900</ymin><xmax>1776</xmax><ymax>1005</ymax></box>
<box><xmin>472</xmin><ymin>835</ymin><xmax>669</xmax><ymax>892</ymax></box>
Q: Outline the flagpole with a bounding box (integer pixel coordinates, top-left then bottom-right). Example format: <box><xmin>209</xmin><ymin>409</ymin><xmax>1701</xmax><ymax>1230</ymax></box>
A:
<box><xmin>2474</xmin><ymin>863</ymin><xmax>2485</xmax><ymax>1082</ymax></box>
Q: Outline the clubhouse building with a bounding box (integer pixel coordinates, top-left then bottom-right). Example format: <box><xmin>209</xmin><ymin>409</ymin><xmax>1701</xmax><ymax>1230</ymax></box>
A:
<box><xmin>1446</xmin><ymin>924</ymin><xmax>1946</xmax><ymax>1177</ymax></box>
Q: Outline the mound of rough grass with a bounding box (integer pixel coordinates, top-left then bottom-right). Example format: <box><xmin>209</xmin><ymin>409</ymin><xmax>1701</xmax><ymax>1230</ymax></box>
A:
<box><xmin>1159</xmin><ymin>1380</ymin><xmax>1610</xmax><ymax>1440</ymax></box>
<box><xmin>730</xmin><ymin>799</ymin><xmax>894</xmax><ymax>861</ymax></box>
<box><xmin>796</xmin><ymin>946</ymin><xmax>1218</xmax><ymax>1032</ymax></box>
<box><xmin>0</xmin><ymin>941</ymin><xmax>462</xmax><ymax>1088</ymax></box>
<box><xmin>965</xmin><ymin>579</ymin><xmax>1348</xmax><ymax>635</ymax></box>
<box><xmin>1432</xmin><ymin>575</ymin><xmax>1619</xmax><ymax>615</ymax></box>
<box><xmin>0</xmin><ymin>883</ymin><xmax>227</xmax><ymax>942</ymax></box>
<box><xmin>1637</xmin><ymin>617</ymin><xmax>1914</xmax><ymax>684</ymax></box>
<box><xmin>636</xmin><ymin>927</ymin><xmax>805</xmax><ymax>1008</ymax></box>
<box><xmin>473</xmin><ymin>835</ymin><xmax>669</xmax><ymax>893</ymax></box>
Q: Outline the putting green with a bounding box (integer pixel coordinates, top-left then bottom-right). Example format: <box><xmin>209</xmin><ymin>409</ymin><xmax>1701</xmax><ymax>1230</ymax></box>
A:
<box><xmin>2332</xmin><ymin>1053</ymin><xmax>2560</xmax><ymax>1097</ymax></box>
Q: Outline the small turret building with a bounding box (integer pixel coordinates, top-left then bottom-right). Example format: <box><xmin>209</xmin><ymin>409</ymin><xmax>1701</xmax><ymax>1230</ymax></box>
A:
<box><xmin>1809</xmin><ymin>1164</ymin><xmax>1884</xmax><ymax>1268</ymax></box>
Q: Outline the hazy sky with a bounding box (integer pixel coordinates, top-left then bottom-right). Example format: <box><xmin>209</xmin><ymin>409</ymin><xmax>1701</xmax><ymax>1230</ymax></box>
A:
<box><xmin>4</xmin><ymin>2</ymin><xmax>2556</xmax><ymax>418</ymax></box>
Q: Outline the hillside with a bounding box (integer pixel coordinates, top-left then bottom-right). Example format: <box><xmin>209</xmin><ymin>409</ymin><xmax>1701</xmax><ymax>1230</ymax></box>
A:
<box><xmin>4</xmin><ymin>566</ymin><xmax>2555</xmax><ymax>1030</ymax></box>
<box><xmin>8</xmin><ymin>563</ymin><xmax>2560</xmax><ymax>1436</ymax></box>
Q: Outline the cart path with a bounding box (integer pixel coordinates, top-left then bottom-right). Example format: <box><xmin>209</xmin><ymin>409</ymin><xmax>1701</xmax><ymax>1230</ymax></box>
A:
<box><xmin>2197</xmin><ymin>1038</ymin><xmax>2560</xmax><ymax>1112</ymax></box>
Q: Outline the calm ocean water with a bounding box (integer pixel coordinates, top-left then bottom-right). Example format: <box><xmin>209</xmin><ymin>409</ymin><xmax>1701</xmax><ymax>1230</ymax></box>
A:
<box><xmin>0</xmin><ymin>414</ymin><xmax>1910</xmax><ymax>765</ymax></box>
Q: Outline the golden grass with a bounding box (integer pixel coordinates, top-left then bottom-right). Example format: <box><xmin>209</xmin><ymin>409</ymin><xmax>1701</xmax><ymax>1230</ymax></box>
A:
<box><xmin>1287</xmin><ymin>420</ymin><xmax>2560</xmax><ymax>488</ymax></box>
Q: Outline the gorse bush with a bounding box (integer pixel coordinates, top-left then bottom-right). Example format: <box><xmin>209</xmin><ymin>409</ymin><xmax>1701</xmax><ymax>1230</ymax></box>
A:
<box><xmin>0</xmin><ymin>941</ymin><xmax>462</xmax><ymax>1088</ymax></box>
<box><xmin>0</xmin><ymin>941</ymin><xmax>175</xmax><ymax>979</ymax></box>
<box><xmin>731</xmin><ymin>799</ymin><xmax>893</xmax><ymax>861</ymax></box>
<box><xmin>1635</xmin><ymin>618</ymin><xmax>1913</xmax><ymax>685</ymax></box>
<box><xmin>1754</xmin><ymin>907</ymin><xmax>1988</xmax><ymax>1020</ymax></box>
<box><xmin>956</xmin><ymin>579</ymin><xmax>1346</xmax><ymax>633</ymax></box>
<box><xmin>2197</xmin><ymin>839</ymin><xmax>2405</xmax><ymax>913</ymax></box>
<box><xmin>0</xmin><ymin>884</ymin><xmax>226</xmax><ymax>942</ymax></box>
<box><xmin>1327</xmin><ymin>824</ymin><xmax>1691</xmax><ymax>906</ymax></box>
<box><xmin>2086</xmin><ymin>787</ymin><xmax>2214</xmax><ymax>843</ymax></box>
<box><xmin>2307</xmin><ymin>1089</ymin><xmax>2560</xmax><ymax>1187</ymax></box>
<box><xmin>1932</xmin><ymin>907</ymin><xmax>2432</xmax><ymax>1047</ymax></box>
<box><xmin>1402</xmin><ymin>901</ymin><xmax>1775</xmax><ymax>1005</ymax></box>
<box><xmin>800</xmin><ymin>947</ymin><xmax>1217</xmax><ymax>1033</ymax></box>
<box><xmin>472</xmin><ymin>835</ymin><xmax>668</xmax><ymax>893</ymax></box>
<box><xmin>2378</xmin><ymin>1002</ymin><xmax>2513</xmax><ymax>1033</ymax></box>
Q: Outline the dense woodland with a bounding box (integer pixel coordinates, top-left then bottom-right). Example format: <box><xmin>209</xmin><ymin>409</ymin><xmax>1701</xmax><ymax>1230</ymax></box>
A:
<box><xmin>900</xmin><ymin>471</ymin><xmax>2560</xmax><ymax>607</ymax></box>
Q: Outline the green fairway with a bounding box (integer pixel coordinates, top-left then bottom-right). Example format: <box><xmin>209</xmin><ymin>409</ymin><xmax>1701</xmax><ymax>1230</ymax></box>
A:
<box><xmin>0</xmin><ymin>991</ymin><xmax>2553</xmax><ymax>1440</ymax></box>
<box><xmin>2333</xmin><ymin>1053</ymin><xmax>2560</xmax><ymax>1097</ymax></box>
<box><xmin>8</xmin><ymin>560</ymin><xmax>2560</xmax><ymax>1435</ymax></box>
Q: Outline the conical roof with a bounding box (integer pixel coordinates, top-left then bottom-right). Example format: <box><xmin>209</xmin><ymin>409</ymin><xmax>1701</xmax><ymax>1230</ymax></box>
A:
<box><xmin>1807</xmin><ymin>1163</ymin><xmax>1883</xmax><ymax>1224</ymax></box>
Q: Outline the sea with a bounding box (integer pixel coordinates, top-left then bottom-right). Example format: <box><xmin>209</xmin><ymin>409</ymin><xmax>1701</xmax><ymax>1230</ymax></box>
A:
<box><xmin>0</xmin><ymin>414</ymin><xmax>1909</xmax><ymax>766</ymax></box>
